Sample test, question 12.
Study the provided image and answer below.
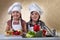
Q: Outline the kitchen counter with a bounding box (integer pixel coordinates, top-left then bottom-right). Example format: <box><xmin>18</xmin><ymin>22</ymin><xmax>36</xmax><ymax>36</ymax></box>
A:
<box><xmin>0</xmin><ymin>34</ymin><xmax>59</xmax><ymax>40</ymax></box>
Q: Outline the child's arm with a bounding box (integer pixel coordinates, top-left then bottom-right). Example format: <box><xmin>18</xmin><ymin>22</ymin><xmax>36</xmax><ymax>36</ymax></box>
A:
<box><xmin>21</xmin><ymin>20</ymin><xmax>27</xmax><ymax>37</ymax></box>
<box><xmin>5</xmin><ymin>20</ymin><xmax>12</xmax><ymax>35</ymax></box>
<box><xmin>6</xmin><ymin>25</ymin><xmax>11</xmax><ymax>31</ymax></box>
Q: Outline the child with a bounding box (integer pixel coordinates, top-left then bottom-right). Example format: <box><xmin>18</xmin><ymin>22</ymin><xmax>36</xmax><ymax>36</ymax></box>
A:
<box><xmin>26</xmin><ymin>3</ymin><xmax>54</xmax><ymax>37</ymax></box>
<box><xmin>5</xmin><ymin>2</ymin><xmax>27</xmax><ymax>37</ymax></box>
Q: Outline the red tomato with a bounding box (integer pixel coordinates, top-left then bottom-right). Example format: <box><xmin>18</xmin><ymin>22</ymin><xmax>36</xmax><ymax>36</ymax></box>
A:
<box><xmin>42</xmin><ymin>29</ymin><xmax>46</xmax><ymax>37</ymax></box>
<box><xmin>12</xmin><ymin>31</ymin><xmax>20</xmax><ymax>35</ymax></box>
<box><xmin>33</xmin><ymin>25</ymin><xmax>40</xmax><ymax>32</ymax></box>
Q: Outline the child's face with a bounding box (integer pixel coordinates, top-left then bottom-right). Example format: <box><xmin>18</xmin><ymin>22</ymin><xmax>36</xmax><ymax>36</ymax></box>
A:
<box><xmin>30</xmin><ymin>11</ymin><xmax>40</xmax><ymax>21</ymax></box>
<box><xmin>11</xmin><ymin>11</ymin><xmax>21</xmax><ymax>20</ymax></box>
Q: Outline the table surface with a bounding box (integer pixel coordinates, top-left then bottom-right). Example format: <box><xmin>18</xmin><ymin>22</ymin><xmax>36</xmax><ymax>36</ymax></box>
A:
<box><xmin>0</xmin><ymin>34</ymin><xmax>60</xmax><ymax>40</ymax></box>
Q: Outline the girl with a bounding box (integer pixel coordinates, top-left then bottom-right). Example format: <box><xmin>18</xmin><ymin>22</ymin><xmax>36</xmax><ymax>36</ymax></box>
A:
<box><xmin>5</xmin><ymin>2</ymin><xmax>27</xmax><ymax>37</ymax></box>
<box><xmin>26</xmin><ymin>3</ymin><xmax>54</xmax><ymax>37</ymax></box>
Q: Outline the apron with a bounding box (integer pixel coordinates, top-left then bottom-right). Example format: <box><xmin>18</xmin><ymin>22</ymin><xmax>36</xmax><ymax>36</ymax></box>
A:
<box><xmin>11</xmin><ymin>20</ymin><xmax>22</xmax><ymax>38</ymax></box>
<box><xmin>12</xmin><ymin>20</ymin><xmax>22</xmax><ymax>31</ymax></box>
<box><xmin>28</xmin><ymin>25</ymin><xmax>40</xmax><ymax>32</ymax></box>
<box><xmin>28</xmin><ymin>25</ymin><xmax>34</xmax><ymax>31</ymax></box>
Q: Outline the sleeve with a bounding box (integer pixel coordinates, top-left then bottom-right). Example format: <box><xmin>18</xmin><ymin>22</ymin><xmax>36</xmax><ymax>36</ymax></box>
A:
<box><xmin>41</xmin><ymin>22</ymin><xmax>53</xmax><ymax>36</ymax></box>
<box><xmin>22</xmin><ymin>20</ymin><xmax>27</xmax><ymax>33</ymax></box>
<box><xmin>40</xmin><ymin>21</ymin><xmax>46</xmax><ymax>29</ymax></box>
<box><xmin>26</xmin><ymin>23</ymin><xmax>28</xmax><ymax>32</ymax></box>
<box><xmin>7</xmin><ymin>20</ymin><xmax>11</xmax><ymax>26</ymax></box>
<box><xmin>6</xmin><ymin>20</ymin><xmax>11</xmax><ymax>31</ymax></box>
<box><xmin>21</xmin><ymin>20</ymin><xmax>27</xmax><ymax>37</ymax></box>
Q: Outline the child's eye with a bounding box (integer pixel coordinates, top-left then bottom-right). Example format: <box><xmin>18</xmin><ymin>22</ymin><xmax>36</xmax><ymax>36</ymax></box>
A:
<box><xmin>31</xmin><ymin>13</ymin><xmax>34</xmax><ymax>15</ymax></box>
<box><xmin>16</xmin><ymin>11</ymin><xmax>19</xmax><ymax>13</ymax></box>
<box><xmin>35</xmin><ymin>13</ymin><xmax>38</xmax><ymax>15</ymax></box>
<box><xmin>13</xmin><ymin>11</ymin><xmax>19</xmax><ymax>13</ymax></box>
<box><xmin>13</xmin><ymin>11</ymin><xmax>15</xmax><ymax>13</ymax></box>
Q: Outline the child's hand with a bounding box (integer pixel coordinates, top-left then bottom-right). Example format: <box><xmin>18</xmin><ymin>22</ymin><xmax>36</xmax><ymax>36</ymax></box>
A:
<box><xmin>5</xmin><ymin>31</ymin><xmax>12</xmax><ymax>36</ymax></box>
<box><xmin>6</xmin><ymin>29</ymin><xmax>13</xmax><ymax>35</ymax></box>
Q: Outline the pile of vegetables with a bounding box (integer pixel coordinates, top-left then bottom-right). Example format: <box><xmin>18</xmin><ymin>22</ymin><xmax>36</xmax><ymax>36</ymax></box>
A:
<box><xmin>6</xmin><ymin>30</ymin><xmax>22</xmax><ymax>35</ymax></box>
<box><xmin>26</xmin><ymin>24</ymin><xmax>46</xmax><ymax>38</ymax></box>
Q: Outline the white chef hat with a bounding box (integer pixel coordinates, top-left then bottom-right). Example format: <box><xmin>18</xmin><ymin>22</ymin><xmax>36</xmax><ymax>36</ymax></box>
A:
<box><xmin>8</xmin><ymin>2</ymin><xmax>22</xmax><ymax>14</ymax></box>
<box><xmin>29</xmin><ymin>3</ymin><xmax>43</xmax><ymax>15</ymax></box>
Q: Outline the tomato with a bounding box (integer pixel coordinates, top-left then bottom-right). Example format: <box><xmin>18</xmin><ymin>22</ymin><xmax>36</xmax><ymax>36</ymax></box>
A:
<box><xmin>33</xmin><ymin>25</ymin><xmax>40</xmax><ymax>32</ymax></box>
<box><xmin>12</xmin><ymin>30</ymin><xmax>20</xmax><ymax>35</ymax></box>
<box><xmin>42</xmin><ymin>29</ymin><xmax>46</xmax><ymax>37</ymax></box>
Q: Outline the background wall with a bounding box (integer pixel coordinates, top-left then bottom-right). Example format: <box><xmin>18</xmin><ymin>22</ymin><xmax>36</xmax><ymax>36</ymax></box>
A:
<box><xmin>0</xmin><ymin>0</ymin><xmax>60</xmax><ymax>36</ymax></box>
